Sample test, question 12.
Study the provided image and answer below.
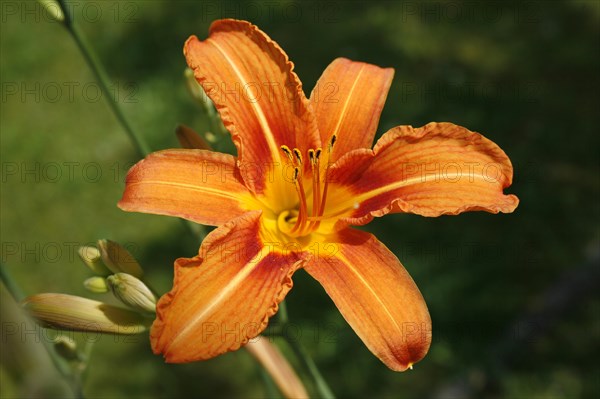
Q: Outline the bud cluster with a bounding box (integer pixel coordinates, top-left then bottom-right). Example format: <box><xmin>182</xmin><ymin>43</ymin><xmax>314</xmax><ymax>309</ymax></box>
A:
<box><xmin>21</xmin><ymin>239</ymin><xmax>157</xmax><ymax>351</ymax></box>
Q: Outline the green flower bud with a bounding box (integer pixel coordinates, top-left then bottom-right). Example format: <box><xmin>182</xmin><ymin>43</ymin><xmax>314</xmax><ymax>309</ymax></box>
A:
<box><xmin>37</xmin><ymin>0</ymin><xmax>65</xmax><ymax>23</ymax></box>
<box><xmin>22</xmin><ymin>293</ymin><xmax>148</xmax><ymax>334</ymax></box>
<box><xmin>184</xmin><ymin>68</ymin><xmax>227</xmax><ymax>137</ymax></box>
<box><xmin>97</xmin><ymin>239</ymin><xmax>143</xmax><ymax>278</ymax></box>
<box><xmin>184</xmin><ymin>67</ymin><xmax>212</xmax><ymax>109</ymax></box>
<box><xmin>106</xmin><ymin>273</ymin><xmax>156</xmax><ymax>314</ymax></box>
<box><xmin>83</xmin><ymin>277</ymin><xmax>108</xmax><ymax>293</ymax></box>
<box><xmin>204</xmin><ymin>131</ymin><xmax>218</xmax><ymax>143</ymax></box>
<box><xmin>78</xmin><ymin>246</ymin><xmax>111</xmax><ymax>276</ymax></box>
<box><xmin>53</xmin><ymin>335</ymin><xmax>80</xmax><ymax>361</ymax></box>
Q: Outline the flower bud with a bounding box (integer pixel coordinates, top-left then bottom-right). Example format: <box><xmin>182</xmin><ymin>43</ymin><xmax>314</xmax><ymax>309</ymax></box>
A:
<box><xmin>78</xmin><ymin>246</ymin><xmax>111</xmax><ymax>276</ymax></box>
<box><xmin>204</xmin><ymin>131</ymin><xmax>218</xmax><ymax>143</ymax></box>
<box><xmin>83</xmin><ymin>277</ymin><xmax>108</xmax><ymax>293</ymax></box>
<box><xmin>22</xmin><ymin>293</ymin><xmax>148</xmax><ymax>334</ymax></box>
<box><xmin>53</xmin><ymin>335</ymin><xmax>80</xmax><ymax>361</ymax></box>
<box><xmin>175</xmin><ymin>124</ymin><xmax>212</xmax><ymax>150</ymax></box>
<box><xmin>37</xmin><ymin>0</ymin><xmax>65</xmax><ymax>23</ymax></box>
<box><xmin>106</xmin><ymin>273</ymin><xmax>156</xmax><ymax>314</ymax></box>
<box><xmin>97</xmin><ymin>239</ymin><xmax>143</xmax><ymax>278</ymax></box>
<box><xmin>184</xmin><ymin>68</ymin><xmax>212</xmax><ymax>109</ymax></box>
<box><xmin>184</xmin><ymin>68</ymin><xmax>227</xmax><ymax>137</ymax></box>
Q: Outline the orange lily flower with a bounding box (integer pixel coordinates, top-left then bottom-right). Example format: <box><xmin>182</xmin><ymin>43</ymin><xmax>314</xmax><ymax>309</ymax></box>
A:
<box><xmin>118</xmin><ymin>19</ymin><xmax>518</xmax><ymax>371</ymax></box>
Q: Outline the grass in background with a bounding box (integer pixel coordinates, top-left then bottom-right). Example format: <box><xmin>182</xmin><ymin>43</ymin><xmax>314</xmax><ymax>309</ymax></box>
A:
<box><xmin>1</xmin><ymin>1</ymin><xmax>598</xmax><ymax>398</ymax></box>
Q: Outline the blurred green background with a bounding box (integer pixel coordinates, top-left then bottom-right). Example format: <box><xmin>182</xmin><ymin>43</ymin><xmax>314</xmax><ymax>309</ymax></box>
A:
<box><xmin>1</xmin><ymin>0</ymin><xmax>599</xmax><ymax>398</ymax></box>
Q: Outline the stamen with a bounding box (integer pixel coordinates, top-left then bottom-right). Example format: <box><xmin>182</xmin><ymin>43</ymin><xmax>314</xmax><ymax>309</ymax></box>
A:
<box><xmin>306</xmin><ymin>206</ymin><xmax>351</xmax><ymax>222</ymax></box>
<box><xmin>280</xmin><ymin>140</ymin><xmax>338</xmax><ymax>236</ymax></box>
<box><xmin>293</xmin><ymin>148</ymin><xmax>303</xmax><ymax>165</ymax></box>
<box><xmin>314</xmin><ymin>148</ymin><xmax>323</xmax><ymax>183</ymax></box>
<box><xmin>317</xmin><ymin>184</ymin><xmax>330</xmax><ymax>219</ymax></box>
<box><xmin>290</xmin><ymin>166</ymin><xmax>308</xmax><ymax>234</ymax></box>
<box><xmin>329</xmin><ymin>134</ymin><xmax>337</xmax><ymax>150</ymax></box>
<box><xmin>280</xmin><ymin>145</ymin><xmax>293</xmax><ymax>162</ymax></box>
<box><xmin>308</xmin><ymin>148</ymin><xmax>321</xmax><ymax>231</ymax></box>
<box><xmin>316</xmin><ymin>135</ymin><xmax>337</xmax><ymax>219</ymax></box>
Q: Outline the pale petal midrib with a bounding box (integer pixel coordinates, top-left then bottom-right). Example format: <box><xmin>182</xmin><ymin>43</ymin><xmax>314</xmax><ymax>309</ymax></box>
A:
<box><xmin>331</xmin><ymin>64</ymin><xmax>364</xmax><ymax>139</ymax></box>
<box><xmin>128</xmin><ymin>180</ymin><xmax>243</xmax><ymax>201</ymax></box>
<box><xmin>167</xmin><ymin>255</ymin><xmax>260</xmax><ymax>352</ymax></box>
<box><xmin>328</xmin><ymin>172</ymin><xmax>497</xmax><ymax>216</ymax></box>
<box><xmin>335</xmin><ymin>251</ymin><xmax>403</xmax><ymax>344</ymax></box>
<box><xmin>208</xmin><ymin>38</ymin><xmax>280</xmax><ymax>160</ymax></box>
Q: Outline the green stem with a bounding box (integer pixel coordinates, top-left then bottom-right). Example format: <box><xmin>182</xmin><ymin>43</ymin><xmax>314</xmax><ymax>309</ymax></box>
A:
<box><xmin>271</xmin><ymin>301</ymin><xmax>334</xmax><ymax>398</ymax></box>
<box><xmin>261</xmin><ymin>324</ymin><xmax>284</xmax><ymax>337</ymax></box>
<box><xmin>58</xmin><ymin>0</ymin><xmax>150</xmax><ymax>158</ymax></box>
<box><xmin>257</xmin><ymin>366</ymin><xmax>281</xmax><ymax>398</ymax></box>
<box><xmin>56</xmin><ymin>1</ymin><xmax>206</xmax><ymax>242</ymax></box>
<box><xmin>71</xmin><ymin>340</ymin><xmax>95</xmax><ymax>399</ymax></box>
<box><xmin>284</xmin><ymin>335</ymin><xmax>335</xmax><ymax>399</ymax></box>
<box><xmin>1</xmin><ymin>262</ymin><xmax>84</xmax><ymax>398</ymax></box>
<box><xmin>259</xmin><ymin>321</ymin><xmax>335</xmax><ymax>398</ymax></box>
<box><xmin>0</xmin><ymin>262</ymin><xmax>24</xmax><ymax>302</ymax></box>
<box><xmin>277</xmin><ymin>300</ymin><xmax>289</xmax><ymax>325</ymax></box>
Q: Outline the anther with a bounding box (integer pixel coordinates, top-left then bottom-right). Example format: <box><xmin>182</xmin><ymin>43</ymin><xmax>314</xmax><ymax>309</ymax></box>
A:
<box><xmin>308</xmin><ymin>149</ymin><xmax>315</xmax><ymax>164</ymax></box>
<box><xmin>293</xmin><ymin>148</ymin><xmax>303</xmax><ymax>165</ymax></box>
<box><xmin>280</xmin><ymin>145</ymin><xmax>293</xmax><ymax>162</ymax></box>
<box><xmin>315</xmin><ymin>148</ymin><xmax>322</xmax><ymax>160</ymax></box>
<box><xmin>292</xmin><ymin>167</ymin><xmax>300</xmax><ymax>181</ymax></box>
<box><xmin>329</xmin><ymin>134</ymin><xmax>337</xmax><ymax>149</ymax></box>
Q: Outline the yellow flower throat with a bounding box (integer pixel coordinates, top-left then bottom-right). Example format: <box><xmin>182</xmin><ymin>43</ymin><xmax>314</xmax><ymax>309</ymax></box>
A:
<box><xmin>275</xmin><ymin>134</ymin><xmax>337</xmax><ymax>238</ymax></box>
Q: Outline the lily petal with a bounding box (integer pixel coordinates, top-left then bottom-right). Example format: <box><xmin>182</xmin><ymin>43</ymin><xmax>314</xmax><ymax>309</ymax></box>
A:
<box><xmin>118</xmin><ymin>149</ymin><xmax>253</xmax><ymax>226</ymax></box>
<box><xmin>304</xmin><ymin>228</ymin><xmax>431</xmax><ymax>371</ymax></box>
<box><xmin>185</xmin><ymin>19</ymin><xmax>320</xmax><ymax>193</ymax></box>
<box><xmin>310</xmin><ymin>58</ymin><xmax>394</xmax><ymax>162</ymax></box>
<box><xmin>151</xmin><ymin>211</ymin><xmax>306</xmax><ymax>362</ymax></box>
<box><xmin>328</xmin><ymin>122</ymin><xmax>519</xmax><ymax>224</ymax></box>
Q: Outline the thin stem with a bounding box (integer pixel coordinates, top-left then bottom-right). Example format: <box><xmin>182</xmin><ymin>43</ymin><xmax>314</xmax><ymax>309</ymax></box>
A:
<box><xmin>284</xmin><ymin>335</ymin><xmax>335</xmax><ymax>399</ymax></box>
<box><xmin>277</xmin><ymin>300</ymin><xmax>289</xmax><ymax>325</ymax></box>
<box><xmin>258</xmin><ymin>322</ymin><xmax>335</xmax><ymax>398</ymax></box>
<box><xmin>202</xmin><ymin>96</ymin><xmax>227</xmax><ymax>137</ymax></box>
<box><xmin>68</xmin><ymin>24</ymin><xmax>151</xmax><ymax>157</ymax></box>
<box><xmin>70</xmin><ymin>340</ymin><xmax>95</xmax><ymax>399</ymax></box>
<box><xmin>56</xmin><ymin>1</ymin><xmax>207</xmax><ymax>241</ymax></box>
<box><xmin>1</xmin><ymin>262</ymin><xmax>84</xmax><ymax>398</ymax></box>
<box><xmin>58</xmin><ymin>0</ymin><xmax>150</xmax><ymax>158</ymax></box>
<box><xmin>257</xmin><ymin>366</ymin><xmax>280</xmax><ymax>398</ymax></box>
<box><xmin>271</xmin><ymin>301</ymin><xmax>334</xmax><ymax>398</ymax></box>
<box><xmin>0</xmin><ymin>262</ymin><xmax>24</xmax><ymax>302</ymax></box>
<box><xmin>261</xmin><ymin>324</ymin><xmax>284</xmax><ymax>337</ymax></box>
<box><xmin>261</xmin><ymin>306</ymin><xmax>336</xmax><ymax>397</ymax></box>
